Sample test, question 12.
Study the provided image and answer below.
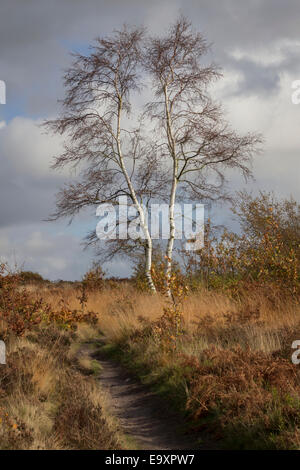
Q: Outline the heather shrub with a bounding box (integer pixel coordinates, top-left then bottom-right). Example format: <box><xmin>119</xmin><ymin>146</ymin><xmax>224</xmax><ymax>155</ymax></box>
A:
<box><xmin>184</xmin><ymin>192</ymin><xmax>300</xmax><ymax>297</ymax></box>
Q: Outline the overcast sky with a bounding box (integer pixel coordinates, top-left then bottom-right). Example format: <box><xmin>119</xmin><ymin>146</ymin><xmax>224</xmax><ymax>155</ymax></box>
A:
<box><xmin>0</xmin><ymin>0</ymin><xmax>299</xmax><ymax>280</ymax></box>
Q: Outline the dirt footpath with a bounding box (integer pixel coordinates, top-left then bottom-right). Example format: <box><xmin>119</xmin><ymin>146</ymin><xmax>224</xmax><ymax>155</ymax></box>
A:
<box><xmin>95</xmin><ymin>352</ymin><xmax>201</xmax><ymax>450</ymax></box>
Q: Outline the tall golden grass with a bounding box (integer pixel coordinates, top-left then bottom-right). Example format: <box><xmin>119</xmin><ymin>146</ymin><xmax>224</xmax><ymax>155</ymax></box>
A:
<box><xmin>34</xmin><ymin>281</ymin><xmax>298</xmax><ymax>450</ymax></box>
<box><xmin>33</xmin><ymin>282</ymin><xmax>300</xmax><ymax>355</ymax></box>
<box><xmin>6</xmin><ymin>277</ymin><xmax>300</xmax><ymax>450</ymax></box>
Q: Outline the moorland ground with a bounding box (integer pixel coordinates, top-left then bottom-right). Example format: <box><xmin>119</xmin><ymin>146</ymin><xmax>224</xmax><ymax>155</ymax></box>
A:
<box><xmin>1</xmin><ymin>274</ymin><xmax>300</xmax><ymax>450</ymax></box>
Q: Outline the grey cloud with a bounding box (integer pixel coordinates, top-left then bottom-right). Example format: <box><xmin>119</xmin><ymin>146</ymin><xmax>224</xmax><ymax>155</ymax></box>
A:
<box><xmin>0</xmin><ymin>1</ymin><xmax>299</xmax><ymax>279</ymax></box>
<box><xmin>0</xmin><ymin>118</ymin><xmax>65</xmax><ymax>227</ymax></box>
<box><xmin>0</xmin><ymin>0</ymin><xmax>171</xmax><ymax>115</ymax></box>
<box><xmin>229</xmin><ymin>58</ymin><xmax>281</xmax><ymax>96</ymax></box>
<box><xmin>0</xmin><ymin>0</ymin><xmax>300</xmax><ymax>116</ymax></box>
<box><xmin>182</xmin><ymin>0</ymin><xmax>300</xmax><ymax>51</ymax></box>
<box><xmin>222</xmin><ymin>40</ymin><xmax>300</xmax><ymax>97</ymax></box>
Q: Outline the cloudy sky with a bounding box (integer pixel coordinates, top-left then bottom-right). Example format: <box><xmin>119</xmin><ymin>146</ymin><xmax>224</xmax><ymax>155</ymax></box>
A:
<box><xmin>0</xmin><ymin>0</ymin><xmax>299</xmax><ymax>280</ymax></box>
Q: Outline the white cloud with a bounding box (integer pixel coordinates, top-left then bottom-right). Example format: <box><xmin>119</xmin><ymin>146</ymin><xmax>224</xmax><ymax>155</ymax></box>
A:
<box><xmin>0</xmin><ymin>224</ymin><xmax>93</xmax><ymax>280</ymax></box>
<box><xmin>214</xmin><ymin>70</ymin><xmax>300</xmax><ymax>200</ymax></box>
<box><xmin>0</xmin><ymin>116</ymin><xmax>74</xmax><ymax>227</ymax></box>
<box><xmin>25</xmin><ymin>231</ymin><xmax>53</xmax><ymax>252</ymax></box>
<box><xmin>0</xmin><ymin>117</ymin><xmax>63</xmax><ymax>178</ymax></box>
<box><xmin>229</xmin><ymin>39</ymin><xmax>300</xmax><ymax>67</ymax></box>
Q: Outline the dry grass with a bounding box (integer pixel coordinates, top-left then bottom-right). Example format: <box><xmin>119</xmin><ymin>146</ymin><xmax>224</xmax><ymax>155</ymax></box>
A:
<box><xmin>32</xmin><ymin>282</ymin><xmax>300</xmax><ymax>355</ymax></box>
<box><xmin>0</xmin><ymin>325</ymin><xmax>122</xmax><ymax>450</ymax></box>
<box><xmin>41</xmin><ymin>282</ymin><xmax>298</xmax><ymax>450</ymax></box>
<box><xmin>19</xmin><ymin>281</ymin><xmax>300</xmax><ymax>449</ymax></box>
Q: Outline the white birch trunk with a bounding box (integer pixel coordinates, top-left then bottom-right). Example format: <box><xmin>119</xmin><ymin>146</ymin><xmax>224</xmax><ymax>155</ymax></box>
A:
<box><xmin>116</xmin><ymin>99</ymin><xmax>156</xmax><ymax>293</ymax></box>
<box><xmin>164</xmin><ymin>85</ymin><xmax>178</xmax><ymax>296</ymax></box>
<box><xmin>165</xmin><ymin>174</ymin><xmax>177</xmax><ymax>295</ymax></box>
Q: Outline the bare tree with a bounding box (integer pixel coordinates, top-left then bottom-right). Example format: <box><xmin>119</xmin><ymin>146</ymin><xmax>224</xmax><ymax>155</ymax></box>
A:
<box><xmin>44</xmin><ymin>26</ymin><xmax>160</xmax><ymax>292</ymax></box>
<box><xmin>144</xmin><ymin>16</ymin><xmax>262</xmax><ymax>292</ymax></box>
<box><xmin>45</xmin><ymin>18</ymin><xmax>262</xmax><ymax>293</ymax></box>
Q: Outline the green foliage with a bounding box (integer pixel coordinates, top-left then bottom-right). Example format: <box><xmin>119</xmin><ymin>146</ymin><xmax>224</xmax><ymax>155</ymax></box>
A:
<box><xmin>82</xmin><ymin>262</ymin><xmax>105</xmax><ymax>291</ymax></box>
<box><xmin>184</xmin><ymin>192</ymin><xmax>300</xmax><ymax>296</ymax></box>
<box><xmin>0</xmin><ymin>263</ymin><xmax>97</xmax><ymax>340</ymax></box>
<box><xmin>19</xmin><ymin>271</ymin><xmax>46</xmax><ymax>284</ymax></box>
